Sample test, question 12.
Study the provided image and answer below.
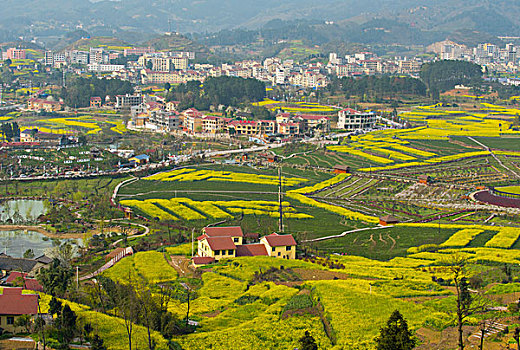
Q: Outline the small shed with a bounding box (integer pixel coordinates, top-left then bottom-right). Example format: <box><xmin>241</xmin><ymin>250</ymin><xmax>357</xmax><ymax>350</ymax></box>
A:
<box><xmin>333</xmin><ymin>165</ymin><xmax>350</xmax><ymax>174</ymax></box>
<box><xmin>267</xmin><ymin>154</ymin><xmax>279</xmax><ymax>163</ymax></box>
<box><xmin>379</xmin><ymin>215</ymin><xmax>399</xmax><ymax>226</ymax></box>
<box><xmin>418</xmin><ymin>175</ymin><xmax>431</xmax><ymax>185</ymax></box>
<box><xmin>192</xmin><ymin>256</ymin><xmax>215</xmax><ymax>267</ymax></box>
<box><xmin>124</xmin><ymin>207</ymin><xmax>133</xmax><ymax>220</ymax></box>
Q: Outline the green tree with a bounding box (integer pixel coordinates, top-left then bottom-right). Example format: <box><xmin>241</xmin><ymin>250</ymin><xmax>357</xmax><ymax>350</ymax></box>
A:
<box><xmin>298</xmin><ymin>330</ymin><xmax>318</xmax><ymax>350</ymax></box>
<box><xmin>91</xmin><ymin>334</ymin><xmax>107</xmax><ymax>350</ymax></box>
<box><xmin>37</xmin><ymin>259</ymin><xmax>73</xmax><ymax>297</ymax></box>
<box><xmin>375</xmin><ymin>310</ymin><xmax>416</xmax><ymax>350</ymax></box>
<box><xmin>14</xmin><ymin>314</ymin><xmax>32</xmax><ymax>333</ymax></box>
<box><xmin>23</xmin><ymin>248</ymin><xmax>34</xmax><ymax>259</ymax></box>
<box><xmin>49</xmin><ymin>297</ymin><xmax>62</xmax><ymax>317</ymax></box>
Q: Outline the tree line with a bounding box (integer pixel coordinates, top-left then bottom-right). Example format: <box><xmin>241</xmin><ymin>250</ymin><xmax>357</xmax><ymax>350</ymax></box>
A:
<box><xmin>166</xmin><ymin>76</ymin><xmax>266</xmax><ymax>110</ymax></box>
<box><xmin>420</xmin><ymin>60</ymin><xmax>483</xmax><ymax>97</ymax></box>
<box><xmin>328</xmin><ymin>75</ymin><xmax>427</xmax><ymax>101</ymax></box>
<box><xmin>61</xmin><ymin>76</ymin><xmax>133</xmax><ymax>108</ymax></box>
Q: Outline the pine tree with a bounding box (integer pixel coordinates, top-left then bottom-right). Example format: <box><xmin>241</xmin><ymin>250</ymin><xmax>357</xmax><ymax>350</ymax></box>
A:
<box><xmin>298</xmin><ymin>330</ymin><xmax>318</xmax><ymax>350</ymax></box>
<box><xmin>375</xmin><ymin>310</ymin><xmax>416</xmax><ymax>350</ymax></box>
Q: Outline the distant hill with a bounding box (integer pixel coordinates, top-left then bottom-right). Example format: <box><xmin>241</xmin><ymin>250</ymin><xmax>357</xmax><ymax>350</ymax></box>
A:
<box><xmin>64</xmin><ymin>37</ymin><xmax>131</xmax><ymax>51</ymax></box>
<box><xmin>0</xmin><ymin>0</ymin><xmax>519</xmax><ymax>47</ymax></box>
<box><xmin>143</xmin><ymin>34</ymin><xmax>209</xmax><ymax>56</ymax></box>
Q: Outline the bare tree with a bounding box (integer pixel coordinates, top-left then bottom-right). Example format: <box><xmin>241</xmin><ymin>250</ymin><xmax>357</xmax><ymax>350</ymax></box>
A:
<box><xmin>442</xmin><ymin>254</ymin><xmax>489</xmax><ymax>350</ymax></box>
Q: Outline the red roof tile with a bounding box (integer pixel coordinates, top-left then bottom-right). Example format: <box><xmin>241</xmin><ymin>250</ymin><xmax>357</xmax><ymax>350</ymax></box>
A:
<box><xmin>203</xmin><ymin>226</ymin><xmax>243</xmax><ymax>238</ymax></box>
<box><xmin>205</xmin><ymin>237</ymin><xmax>237</xmax><ymax>251</ymax></box>
<box><xmin>263</xmin><ymin>233</ymin><xmax>297</xmax><ymax>247</ymax></box>
<box><xmin>0</xmin><ymin>288</ymin><xmax>39</xmax><ymax>315</ymax></box>
<box><xmin>236</xmin><ymin>244</ymin><xmax>268</xmax><ymax>257</ymax></box>
<box><xmin>5</xmin><ymin>272</ymin><xmax>44</xmax><ymax>292</ymax></box>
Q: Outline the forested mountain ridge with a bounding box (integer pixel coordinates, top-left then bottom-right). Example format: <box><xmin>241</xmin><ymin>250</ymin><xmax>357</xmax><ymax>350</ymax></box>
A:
<box><xmin>1</xmin><ymin>0</ymin><xmax>519</xmax><ymax>46</ymax></box>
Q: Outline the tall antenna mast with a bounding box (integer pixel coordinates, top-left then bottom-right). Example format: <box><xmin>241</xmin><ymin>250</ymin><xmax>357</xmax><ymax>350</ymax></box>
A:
<box><xmin>278</xmin><ymin>166</ymin><xmax>283</xmax><ymax>232</ymax></box>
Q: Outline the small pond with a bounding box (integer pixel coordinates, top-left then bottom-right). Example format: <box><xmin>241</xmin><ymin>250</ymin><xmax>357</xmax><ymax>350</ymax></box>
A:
<box><xmin>0</xmin><ymin>229</ymin><xmax>81</xmax><ymax>258</ymax></box>
<box><xmin>0</xmin><ymin>199</ymin><xmax>47</xmax><ymax>223</ymax></box>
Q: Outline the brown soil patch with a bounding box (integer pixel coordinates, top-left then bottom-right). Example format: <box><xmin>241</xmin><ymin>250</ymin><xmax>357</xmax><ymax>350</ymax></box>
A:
<box><xmin>281</xmin><ymin>306</ymin><xmax>319</xmax><ymax>319</ymax></box>
<box><xmin>293</xmin><ymin>268</ymin><xmax>350</xmax><ymax>281</ymax></box>
<box><xmin>201</xmin><ymin>310</ymin><xmax>222</xmax><ymax>318</ymax></box>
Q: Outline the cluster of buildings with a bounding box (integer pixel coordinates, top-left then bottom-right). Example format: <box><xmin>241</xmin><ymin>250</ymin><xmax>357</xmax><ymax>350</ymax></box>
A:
<box><xmin>428</xmin><ymin>40</ymin><xmax>520</xmax><ymax>77</ymax></box>
<box><xmin>35</xmin><ymin>45</ymin><xmax>331</xmax><ymax>89</ymax></box>
<box><xmin>129</xmin><ymin>101</ymin><xmax>331</xmax><ymax>137</ymax></box>
<box><xmin>194</xmin><ymin>226</ymin><xmax>297</xmax><ymax>265</ymax></box>
<box><xmin>326</xmin><ymin>52</ymin><xmax>424</xmax><ymax>77</ymax></box>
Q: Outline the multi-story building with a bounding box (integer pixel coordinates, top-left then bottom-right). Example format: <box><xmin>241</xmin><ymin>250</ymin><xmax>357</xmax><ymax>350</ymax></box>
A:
<box><xmin>227</xmin><ymin>120</ymin><xmax>261</xmax><ymax>135</ymax></box>
<box><xmin>124</xmin><ymin>47</ymin><xmax>155</xmax><ymax>57</ymax></box>
<box><xmin>3</xmin><ymin>48</ymin><xmax>26</xmax><ymax>60</ymax></box>
<box><xmin>149</xmin><ymin>111</ymin><xmax>181</xmax><ymax>131</ymax></box>
<box><xmin>337</xmin><ymin>108</ymin><xmax>377</xmax><ymax>130</ymax></box>
<box><xmin>398</xmin><ymin>59</ymin><xmax>422</xmax><ymax>74</ymax></box>
<box><xmin>277</xmin><ymin>122</ymin><xmax>301</xmax><ymax>136</ymax></box>
<box><xmin>89</xmin><ymin>48</ymin><xmax>108</xmax><ymax>64</ymax></box>
<box><xmin>27</xmin><ymin>98</ymin><xmax>63</xmax><ymax>112</ymax></box>
<box><xmin>202</xmin><ymin>116</ymin><xmax>231</xmax><ymax>134</ymax></box>
<box><xmin>87</xmin><ymin>63</ymin><xmax>125</xmax><ymax>72</ymax></box>
<box><xmin>67</xmin><ymin>50</ymin><xmax>89</xmax><ymax>65</ymax></box>
<box><xmin>294</xmin><ymin>115</ymin><xmax>331</xmax><ymax>133</ymax></box>
<box><xmin>115</xmin><ymin>94</ymin><xmax>143</xmax><ymax>110</ymax></box>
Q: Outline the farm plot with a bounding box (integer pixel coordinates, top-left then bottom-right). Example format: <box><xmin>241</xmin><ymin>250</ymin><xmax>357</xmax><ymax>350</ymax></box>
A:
<box><xmin>120</xmin><ymin>198</ymin><xmax>313</xmax><ymax>221</ymax></box>
<box><xmin>145</xmin><ymin>168</ymin><xmax>307</xmax><ymax>187</ymax></box>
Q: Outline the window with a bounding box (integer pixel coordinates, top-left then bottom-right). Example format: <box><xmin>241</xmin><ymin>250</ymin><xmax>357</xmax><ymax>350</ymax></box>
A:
<box><xmin>228</xmin><ymin>250</ymin><xmax>234</xmax><ymax>255</ymax></box>
<box><xmin>7</xmin><ymin>316</ymin><xmax>14</xmax><ymax>325</ymax></box>
<box><xmin>286</xmin><ymin>246</ymin><xmax>292</xmax><ymax>251</ymax></box>
<box><xmin>277</xmin><ymin>252</ymin><xmax>281</xmax><ymax>256</ymax></box>
<box><xmin>233</xmin><ymin>238</ymin><xmax>239</xmax><ymax>243</ymax></box>
<box><xmin>272</xmin><ymin>247</ymin><xmax>276</xmax><ymax>252</ymax></box>
<box><xmin>214</xmin><ymin>250</ymin><xmax>220</xmax><ymax>255</ymax></box>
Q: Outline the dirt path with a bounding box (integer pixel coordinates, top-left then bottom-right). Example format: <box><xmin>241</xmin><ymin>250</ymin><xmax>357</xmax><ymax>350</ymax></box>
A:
<box><xmin>168</xmin><ymin>255</ymin><xmax>194</xmax><ymax>277</ymax></box>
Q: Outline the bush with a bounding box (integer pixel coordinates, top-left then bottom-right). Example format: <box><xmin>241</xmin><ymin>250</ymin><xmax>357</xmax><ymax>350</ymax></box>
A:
<box><xmin>234</xmin><ymin>295</ymin><xmax>260</xmax><ymax>305</ymax></box>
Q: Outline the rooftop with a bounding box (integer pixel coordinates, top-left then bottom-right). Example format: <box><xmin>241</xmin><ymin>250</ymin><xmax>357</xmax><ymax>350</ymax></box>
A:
<box><xmin>203</xmin><ymin>226</ymin><xmax>244</xmax><ymax>238</ymax></box>
<box><xmin>0</xmin><ymin>288</ymin><xmax>39</xmax><ymax>315</ymax></box>
<box><xmin>205</xmin><ymin>236</ymin><xmax>237</xmax><ymax>251</ymax></box>
<box><xmin>263</xmin><ymin>233</ymin><xmax>297</xmax><ymax>247</ymax></box>
<box><xmin>236</xmin><ymin>244</ymin><xmax>268</xmax><ymax>257</ymax></box>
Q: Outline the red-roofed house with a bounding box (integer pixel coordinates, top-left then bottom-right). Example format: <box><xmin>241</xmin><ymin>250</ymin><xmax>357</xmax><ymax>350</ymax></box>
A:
<box><xmin>4</xmin><ymin>272</ymin><xmax>43</xmax><ymax>292</ymax></box>
<box><xmin>236</xmin><ymin>244</ymin><xmax>268</xmax><ymax>257</ymax></box>
<box><xmin>90</xmin><ymin>97</ymin><xmax>102</xmax><ymax>108</ymax></box>
<box><xmin>260</xmin><ymin>233</ymin><xmax>297</xmax><ymax>259</ymax></box>
<box><xmin>195</xmin><ymin>226</ymin><xmax>296</xmax><ymax>265</ymax></box>
<box><xmin>0</xmin><ymin>288</ymin><xmax>39</xmax><ymax>333</ymax></box>
<box><xmin>197</xmin><ymin>235</ymin><xmax>236</xmax><ymax>260</ymax></box>
<box><xmin>294</xmin><ymin>115</ymin><xmax>331</xmax><ymax>133</ymax></box>
<box><xmin>27</xmin><ymin>98</ymin><xmax>63</xmax><ymax>112</ymax></box>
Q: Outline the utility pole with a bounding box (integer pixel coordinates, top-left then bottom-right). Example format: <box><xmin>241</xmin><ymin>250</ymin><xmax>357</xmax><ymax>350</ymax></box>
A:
<box><xmin>278</xmin><ymin>166</ymin><xmax>283</xmax><ymax>232</ymax></box>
